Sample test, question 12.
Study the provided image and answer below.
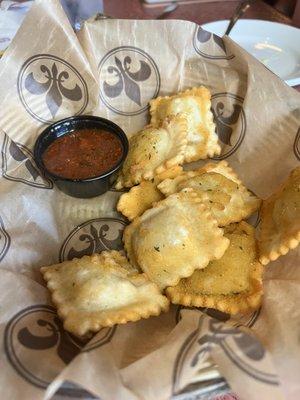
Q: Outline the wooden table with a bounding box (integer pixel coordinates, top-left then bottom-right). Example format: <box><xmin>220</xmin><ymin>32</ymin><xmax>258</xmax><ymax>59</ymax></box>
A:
<box><xmin>104</xmin><ymin>0</ymin><xmax>291</xmax><ymax>24</ymax></box>
<box><xmin>103</xmin><ymin>0</ymin><xmax>300</xmax><ymax>92</ymax></box>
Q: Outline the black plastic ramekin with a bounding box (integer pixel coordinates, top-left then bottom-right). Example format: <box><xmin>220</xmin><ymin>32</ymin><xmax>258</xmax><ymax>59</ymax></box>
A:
<box><xmin>34</xmin><ymin>115</ymin><xmax>128</xmax><ymax>198</ymax></box>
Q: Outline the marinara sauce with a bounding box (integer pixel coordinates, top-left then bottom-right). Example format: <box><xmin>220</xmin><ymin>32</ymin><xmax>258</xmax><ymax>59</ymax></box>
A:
<box><xmin>42</xmin><ymin>128</ymin><xmax>123</xmax><ymax>180</ymax></box>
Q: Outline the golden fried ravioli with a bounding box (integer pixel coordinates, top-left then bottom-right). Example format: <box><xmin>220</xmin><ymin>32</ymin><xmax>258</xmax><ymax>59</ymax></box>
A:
<box><xmin>259</xmin><ymin>167</ymin><xmax>300</xmax><ymax>265</ymax></box>
<box><xmin>115</xmin><ymin>115</ymin><xmax>187</xmax><ymax>189</ymax></box>
<box><xmin>117</xmin><ymin>180</ymin><xmax>164</xmax><ymax>221</ymax></box>
<box><xmin>167</xmin><ymin>222</ymin><xmax>263</xmax><ymax>314</ymax></box>
<box><xmin>117</xmin><ymin>165</ymin><xmax>182</xmax><ymax>221</ymax></box>
<box><xmin>158</xmin><ymin>161</ymin><xmax>261</xmax><ymax>226</ymax></box>
<box><xmin>123</xmin><ymin>189</ymin><xmax>229</xmax><ymax>290</ymax></box>
<box><xmin>41</xmin><ymin>251</ymin><xmax>169</xmax><ymax>336</ymax></box>
<box><xmin>150</xmin><ymin>87</ymin><xmax>220</xmax><ymax>162</ymax></box>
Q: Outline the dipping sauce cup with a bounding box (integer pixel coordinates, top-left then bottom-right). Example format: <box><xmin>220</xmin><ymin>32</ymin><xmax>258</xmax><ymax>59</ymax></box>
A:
<box><xmin>34</xmin><ymin>115</ymin><xmax>129</xmax><ymax>198</ymax></box>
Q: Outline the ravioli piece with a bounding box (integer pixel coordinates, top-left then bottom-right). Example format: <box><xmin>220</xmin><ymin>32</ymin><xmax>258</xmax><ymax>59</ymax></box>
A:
<box><xmin>41</xmin><ymin>251</ymin><xmax>169</xmax><ymax>336</ymax></box>
<box><xmin>200</xmin><ymin>160</ymin><xmax>242</xmax><ymax>184</ymax></box>
<box><xmin>158</xmin><ymin>161</ymin><xmax>261</xmax><ymax>226</ymax></box>
<box><xmin>117</xmin><ymin>165</ymin><xmax>183</xmax><ymax>221</ymax></box>
<box><xmin>123</xmin><ymin>189</ymin><xmax>229</xmax><ymax>290</ymax></box>
<box><xmin>117</xmin><ymin>180</ymin><xmax>164</xmax><ymax>221</ymax></box>
<box><xmin>115</xmin><ymin>115</ymin><xmax>187</xmax><ymax>189</ymax></box>
<box><xmin>259</xmin><ymin>167</ymin><xmax>300</xmax><ymax>265</ymax></box>
<box><xmin>150</xmin><ymin>87</ymin><xmax>220</xmax><ymax>162</ymax></box>
<box><xmin>100</xmin><ymin>250</ymin><xmax>140</xmax><ymax>273</ymax></box>
<box><xmin>166</xmin><ymin>222</ymin><xmax>263</xmax><ymax>314</ymax></box>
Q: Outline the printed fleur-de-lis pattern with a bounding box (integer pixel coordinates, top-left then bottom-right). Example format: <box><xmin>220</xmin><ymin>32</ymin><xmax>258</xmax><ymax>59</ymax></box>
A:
<box><xmin>212</xmin><ymin>101</ymin><xmax>242</xmax><ymax>146</ymax></box>
<box><xmin>294</xmin><ymin>128</ymin><xmax>300</xmax><ymax>160</ymax></box>
<box><xmin>0</xmin><ymin>216</ymin><xmax>10</xmax><ymax>262</ymax></box>
<box><xmin>193</xmin><ymin>26</ymin><xmax>235</xmax><ymax>60</ymax></box>
<box><xmin>59</xmin><ymin>218</ymin><xmax>126</xmax><ymax>262</ymax></box>
<box><xmin>24</xmin><ymin>62</ymin><xmax>83</xmax><ymax>118</ymax></box>
<box><xmin>191</xmin><ymin>318</ymin><xmax>267</xmax><ymax>369</ymax></box>
<box><xmin>103</xmin><ymin>55</ymin><xmax>152</xmax><ymax>106</ymax></box>
<box><xmin>18</xmin><ymin>54</ymin><xmax>88</xmax><ymax>123</ymax></box>
<box><xmin>4</xmin><ymin>305</ymin><xmax>115</xmax><ymax>395</ymax></box>
<box><xmin>197</xmin><ymin>27</ymin><xmax>227</xmax><ymax>53</ymax></box>
<box><xmin>17</xmin><ymin>314</ymin><xmax>84</xmax><ymax>365</ymax></box>
<box><xmin>1</xmin><ymin>132</ymin><xmax>53</xmax><ymax>189</ymax></box>
<box><xmin>172</xmin><ymin>310</ymin><xmax>278</xmax><ymax>397</ymax></box>
<box><xmin>211</xmin><ymin>93</ymin><xmax>246</xmax><ymax>159</ymax></box>
<box><xmin>99</xmin><ymin>46</ymin><xmax>160</xmax><ymax>116</ymax></box>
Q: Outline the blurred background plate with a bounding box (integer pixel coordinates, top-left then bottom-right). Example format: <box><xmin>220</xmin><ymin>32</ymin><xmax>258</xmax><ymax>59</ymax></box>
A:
<box><xmin>0</xmin><ymin>1</ymin><xmax>33</xmax><ymax>56</ymax></box>
<box><xmin>202</xmin><ymin>19</ymin><xmax>300</xmax><ymax>86</ymax></box>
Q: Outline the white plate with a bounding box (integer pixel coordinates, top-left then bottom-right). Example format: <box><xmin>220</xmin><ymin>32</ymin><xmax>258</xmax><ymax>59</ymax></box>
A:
<box><xmin>202</xmin><ymin>19</ymin><xmax>300</xmax><ymax>86</ymax></box>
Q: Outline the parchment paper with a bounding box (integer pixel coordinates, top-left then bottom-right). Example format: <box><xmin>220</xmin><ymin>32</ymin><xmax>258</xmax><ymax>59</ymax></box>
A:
<box><xmin>0</xmin><ymin>1</ymin><xmax>299</xmax><ymax>399</ymax></box>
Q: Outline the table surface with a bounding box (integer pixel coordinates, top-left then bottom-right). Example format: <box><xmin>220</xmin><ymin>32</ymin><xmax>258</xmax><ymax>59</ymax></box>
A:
<box><xmin>104</xmin><ymin>0</ymin><xmax>291</xmax><ymax>24</ymax></box>
<box><xmin>103</xmin><ymin>0</ymin><xmax>300</xmax><ymax>92</ymax></box>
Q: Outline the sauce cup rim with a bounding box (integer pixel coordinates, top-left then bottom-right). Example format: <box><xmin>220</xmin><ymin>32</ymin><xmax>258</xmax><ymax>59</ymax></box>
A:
<box><xmin>34</xmin><ymin>115</ymin><xmax>129</xmax><ymax>183</ymax></box>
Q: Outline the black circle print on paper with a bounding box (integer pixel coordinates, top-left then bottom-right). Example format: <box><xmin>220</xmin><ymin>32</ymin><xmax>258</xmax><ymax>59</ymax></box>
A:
<box><xmin>17</xmin><ymin>54</ymin><xmax>89</xmax><ymax>124</ymax></box>
<box><xmin>1</xmin><ymin>132</ymin><xmax>53</xmax><ymax>189</ymax></box>
<box><xmin>193</xmin><ymin>26</ymin><xmax>234</xmax><ymax>60</ymax></box>
<box><xmin>59</xmin><ymin>217</ymin><xmax>127</xmax><ymax>262</ymax></box>
<box><xmin>172</xmin><ymin>309</ymin><xmax>278</xmax><ymax>397</ymax></box>
<box><xmin>4</xmin><ymin>304</ymin><xmax>115</xmax><ymax>395</ymax></box>
<box><xmin>211</xmin><ymin>93</ymin><xmax>246</xmax><ymax>160</ymax></box>
<box><xmin>294</xmin><ymin>127</ymin><xmax>300</xmax><ymax>161</ymax></box>
<box><xmin>0</xmin><ymin>216</ymin><xmax>10</xmax><ymax>262</ymax></box>
<box><xmin>98</xmin><ymin>46</ymin><xmax>161</xmax><ymax>116</ymax></box>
